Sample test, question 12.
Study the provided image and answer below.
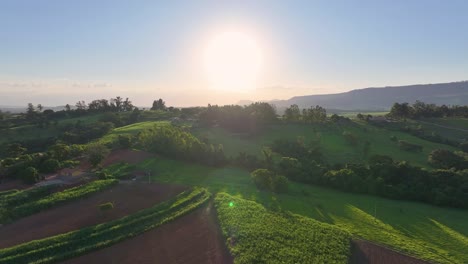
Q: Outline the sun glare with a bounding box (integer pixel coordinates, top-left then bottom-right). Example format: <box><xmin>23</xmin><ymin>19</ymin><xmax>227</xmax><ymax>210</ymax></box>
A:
<box><xmin>204</xmin><ymin>31</ymin><xmax>262</xmax><ymax>92</ymax></box>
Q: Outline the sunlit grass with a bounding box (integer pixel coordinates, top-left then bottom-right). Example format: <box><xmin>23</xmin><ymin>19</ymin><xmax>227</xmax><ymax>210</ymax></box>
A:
<box><xmin>193</xmin><ymin>122</ymin><xmax>456</xmax><ymax>167</ymax></box>
<box><xmin>131</xmin><ymin>157</ymin><xmax>468</xmax><ymax>263</ymax></box>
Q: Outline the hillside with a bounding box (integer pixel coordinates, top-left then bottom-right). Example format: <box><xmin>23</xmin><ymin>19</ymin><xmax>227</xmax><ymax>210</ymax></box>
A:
<box><xmin>249</xmin><ymin>81</ymin><xmax>468</xmax><ymax>111</ymax></box>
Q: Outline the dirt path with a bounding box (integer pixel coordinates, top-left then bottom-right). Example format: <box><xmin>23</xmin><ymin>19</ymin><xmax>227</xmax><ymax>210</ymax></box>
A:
<box><xmin>0</xmin><ymin>182</ymin><xmax>187</xmax><ymax>249</ymax></box>
<box><xmin>349</xmin><ymin>239</ymin><xmax>430</xmax><ymax>264</ymax></box>
<box><xmin>63</xmin><ymin>203</ymin><xmax>233</xmax><ymax>264</ymax></box>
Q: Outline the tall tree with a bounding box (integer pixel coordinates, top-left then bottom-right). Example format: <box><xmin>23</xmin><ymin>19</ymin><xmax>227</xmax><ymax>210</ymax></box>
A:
<box><xmin>283</xmin><ymin>104</ymin><xmax>301</xmax><ymax>121</ymax></box>
<box><xmin>151</xmin><ymin>98</ymin><xmax>166</xmax><ymax>111</ymax></box>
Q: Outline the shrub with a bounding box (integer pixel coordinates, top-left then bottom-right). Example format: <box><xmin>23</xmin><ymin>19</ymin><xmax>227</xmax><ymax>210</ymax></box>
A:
<box><xmin>271</xmin><ymin>175</ymin><xmax>289</xmax><ymax>193</ymax></box>
<box><xmin>96</xmin><ymin>171</ymin><xmax>111</xmax><ymax>179</ymax></box>
<box><xmin>40</xmin><ymin>159</ymin><xmax>61</xmax><ymax>173</ymax></box>
<box><xmin>251</xmin><ymin>169</ymin><xmax>273</xmax><ymax>190</ymax></box>
<box><xmin>99</xmin><ymin>202</ymin><xmax>114</xmax><ymax>211</ymax></box>
<box><xmin>19</xmin><ymin>167</ymin><xmax>41</xmax><ymax>184</ymax></box>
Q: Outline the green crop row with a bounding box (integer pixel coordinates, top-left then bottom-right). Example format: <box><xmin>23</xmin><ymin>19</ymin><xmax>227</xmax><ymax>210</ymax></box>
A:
<box><xmin>0</xmin><ymin>189</ymin><xmax>19</xmax><ymax>198</ymax></box>
<box><xmin>0</xmin><ymin>186</ymin><xmax>52</xmax><ymax>208</ymax></box>
<box><xmin>0</xmin><ymin>187</ymin><xmax>210</xmax><ymax>264</ymax></box>
<box><xmin>0</xmin><ymin>179</ymin><xmax>117</xmax><ymax>223</ymax></box>
<box><xmin>215</xmin><ymin>193</ymin><xmax>351</xmax><ymax>264</ymax></box>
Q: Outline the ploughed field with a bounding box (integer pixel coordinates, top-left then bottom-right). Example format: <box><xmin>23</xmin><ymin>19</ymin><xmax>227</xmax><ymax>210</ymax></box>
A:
<box><xmin>63</xmin><ymin>204</ymin><xmax>233</xmax><ymax>264</ymax></box>
<box><xmin>0</xmin><ymin>182</ymin><xmax>186</xmax><ymax>248</ymax></box>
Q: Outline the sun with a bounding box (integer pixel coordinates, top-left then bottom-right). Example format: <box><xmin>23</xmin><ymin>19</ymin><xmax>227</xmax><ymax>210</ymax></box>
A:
<box><xmin>204</xmin><ymin>31</ymin><xmax>262</xmax><ymax>92</ymax></box>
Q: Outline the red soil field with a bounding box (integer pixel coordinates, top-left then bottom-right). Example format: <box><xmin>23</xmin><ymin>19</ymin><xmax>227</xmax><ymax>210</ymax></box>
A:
<box><xmin>63</xmin><ymin>204</ymin><xmax>233</xmax><ymax>264</ymax></box>
<box><xmin>0</xmin><ymin>179</ymin><xmax>28</xmax><ymax>191</ymax></box>
<box><xmin>79</xmin><ymin>149</ymin><xmax>155</xmax><ymax>171</ymax></box>
<box><xmin>0</xmin><ymin>182</ymin><xmax>187</xmax><ymax>249</ymax></box>
<box><xmin>349</xmin><ymin>239</ymin><xmax>430</xmax><ymax>264</ymax></box>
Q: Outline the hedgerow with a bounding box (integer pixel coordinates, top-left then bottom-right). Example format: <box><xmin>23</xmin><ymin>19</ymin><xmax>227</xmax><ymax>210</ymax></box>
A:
<box><xmin>0</xmin><ymin>187</ymin><xmax>210</xmax><ymax>264</ymax></box>
<box><xmin>215</xmin><ymin>193</ymin><xmax>351</xmax><ymax>264</ymax></box>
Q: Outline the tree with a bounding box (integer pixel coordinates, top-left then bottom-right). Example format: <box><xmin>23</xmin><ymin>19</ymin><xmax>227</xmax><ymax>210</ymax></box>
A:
<box><xmin>251</xmin><ymin>169</ymin><xmax>274</xmax><ymax>190</ymax></box>
<box><xmin>303</xmin><ymin>105</ymin><xmax>327</xmax><ymax>123</ymax></box>
<box><xmin>6</xmin><ymin>143</ymin><xmax>27</xmax><ymax>158</ymax></box>
<box><xmin>86</xmin><ymin>143</ymin><xmax>109</xmax><ymax>168</ymax></box>
<box><xmin>40</xmin><ymin>159</ymin><xmax>61</xmax><ymax>173</ymax></box>
<box><xmin>37</xmin><ymin>104</ymin><xmax>43</xmax><ymax>112</ymax></box>
<box><xmin>26</xmin><ymin>103</ymin><xmax>36</xmax><ymax>120</ymax></box>
<box><xmin>389</xmin><ymin>102</ymin><xmax>412</xmax><ymax>119</ymax></box>
<box><xmin>75</xmin><ymin>100</ymin><xmax>87</xmax><ymax>111</ymax></box>
<box><xmin>151</xmin><ymin>98</ymin><xmax>166</xmax><ymax>111</ymax></box>
<box><xmin>20</xmin><ymin>166</ymin><xmax>41</xmax><ymax>184</ymax></box>
<box><xmin>283</xmin><ymin>104</ymin><xmax>301</xmax><ymax>121</ymax></box>
<box><xmin>262</xmin><ymin>147</ymin><xmax>274</xmax><ymax>170</ymax></box>
<box><xmin>278</xmin><ymin>157</ymin><xmax>302</xmax><ymax>180</ymax></box>
<box><xmin>271</xmin><ymin>175</ymin><xmax>289</xmax><ymax>193</ymax></box>
<box><xmin>65</xmin><ymin>104</ymin><xmax>71</xmax><ymax>112</ymax></box>
<box><xmin>428</xmin><ymin>149</ymin><xmax>465</xmax><ymax>169</ymax></box>
<box><xmin>48</xmin><ymin>143</ymin><xmax>71</xmax><ymax>161</ymax></box>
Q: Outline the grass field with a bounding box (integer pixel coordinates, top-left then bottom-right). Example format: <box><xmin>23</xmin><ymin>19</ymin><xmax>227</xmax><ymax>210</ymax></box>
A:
<box><xmin>413</xmin><ymin>117</ymin><xmax>468</xmax><ymax>142</ymax></box>
<box><xmin>97</xmin><ymin>120</ymin><xmax>170</xmax><ymax>145</ymax></box>
<box><xmin>193</xmin><ymin>122</ymin><xmax>456</xmax><ymax>167</ymax></box>
<box><xmin>215</xmin><ymin>192</ymin><xmax>351</xmax><ymax>264</ymax></box>
<box><xmin>132</xmin><ymin>157</ymin><xmax>468</xmax><ymax>264</ymax></box>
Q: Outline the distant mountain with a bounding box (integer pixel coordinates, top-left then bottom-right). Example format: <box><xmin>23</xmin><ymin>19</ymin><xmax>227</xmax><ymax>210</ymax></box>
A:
<box><xmin>243</xmin><ymin>81</ymin><xmax>468</xmax><ymax>111</ymax></box>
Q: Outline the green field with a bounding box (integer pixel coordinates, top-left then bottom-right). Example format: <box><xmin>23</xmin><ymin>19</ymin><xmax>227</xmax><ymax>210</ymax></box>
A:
<box><xmin>193</xmin><ymin>122</ymin><xmax>456</xmax><ymax>167</ymax></box>
<box><xmin>131</xmin><ymin>157</ymin><xmax>468</xmax><ymax>264</ymax></box>
<box><xmin>215</xmin><ymin>192</ymin><xmax>351</xmax><ymax>264</ymax></box>
<box><xmin>413</xmin><ymin>117</ymin><xmax>468</xmax><ymax>142</ymax></box>
<box><xmin>97</xmin><ymin>120</ymin><xmax>170</xmax><ymax>145</ymax></box>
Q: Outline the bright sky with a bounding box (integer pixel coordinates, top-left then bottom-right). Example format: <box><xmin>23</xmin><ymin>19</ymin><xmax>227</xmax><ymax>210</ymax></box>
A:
<box><xmin>1</xmin><ymin>0</ymin><xmax>468</xmax><ymax>107</ymax></box>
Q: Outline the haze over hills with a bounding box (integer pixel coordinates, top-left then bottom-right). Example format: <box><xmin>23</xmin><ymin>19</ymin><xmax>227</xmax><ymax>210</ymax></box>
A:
<box><xmin>242</xmin><ymin>81</ymin><xmax>468</xmax><ymax>111</ymax></box>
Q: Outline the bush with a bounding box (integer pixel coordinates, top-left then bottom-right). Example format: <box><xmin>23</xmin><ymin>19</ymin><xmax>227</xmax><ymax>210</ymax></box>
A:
<box><xmin>118</xmin><ymin>134</ymin><xmax>132</xmax><ymax>148</ymax></box>
<box><xmin>96</xmin><ymin>171</ymin><xmax>111</xmax><ymax>179</ymax></box>
<box><xmin>251</xmin><ymin>169</ymin><xmax>273</xmax><ymax>190</ymax></box>
<box><xmin>251</xmin><ymin>169</ymin><xmax>288</xmax><ymax>193</ymax></box>
<box><xmin>98</xmin><ymin>202</ymin><xmax>114</xmax><ymax>211</ymax></box>
<box><xmin>40</xmin><ymin>159</ymin><xmax>61</xmax><ymax>173</ymax></box>
<box><xmin>428</xmin><ymin>149</ymin><xmax>466</xmax><ymax>170</ymax></box>
<box><xmin>272</xmin><ymin>175</ymin><xmax>289</xmax><ymax>193</ymax></box>
<box><xmin>19</xmin><ymin>167</ymin><xmax>41</xmax><ymax>184</ymax></box>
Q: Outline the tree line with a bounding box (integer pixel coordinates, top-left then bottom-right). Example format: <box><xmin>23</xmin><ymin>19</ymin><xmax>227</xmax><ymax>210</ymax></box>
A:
<box><xmin>388</xmin><ymin>101</ymin><xmax>468</xmax><ymax>119</ymax></box>
<box><xmin>259</xmin><ymin>138</ymin><xmax>468</xmax><ymax>209</ymax></box>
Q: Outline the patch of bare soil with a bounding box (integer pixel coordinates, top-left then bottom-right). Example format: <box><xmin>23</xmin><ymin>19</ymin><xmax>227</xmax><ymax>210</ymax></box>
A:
<box><xmin>349</xmin><ymin>239</ymin><xmax>430</xmax><ymax>264</ymax></box>
<box><xmin>0</xmin><ymin>182</ymin><xmax>187</xmax><ymax>249</ymax></box>
<box><xmin>63</xmin><ymin>203</ymin><xmax>233</xmax><ymax>264</ymax></box>
<box><xmin>0</xmin><ymin>179</ymin><xmax>29</xmax><ymax>191</ymax></box>
<box><xmin>77</xmin><ymin>149</ymin><xmax>155</xmax><ymax>171</ymax></box>
<box><xmin>102</xmin><ymin>149</ymin><xmax>155</xmax><ymax>167</ymax></box>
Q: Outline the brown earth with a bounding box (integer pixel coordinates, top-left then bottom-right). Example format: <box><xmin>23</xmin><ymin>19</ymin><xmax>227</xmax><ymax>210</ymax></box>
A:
<box><xmin>0</xmin><ymin>182</ymin><xmax>187</xmax><ymax>249</ymax></box>
<box><xmin>79</xmin><ymin>149</ymin><xmax>156</xmax><ymax>171</ymax></box>
<box><xmin>63</xmin><ymin>203</ymin><xmax>233</xmax><ymax>264</ymax></box>
<box><xmin>0</xmin><ymin>179</ymin><xmax>29</xmax><ymax>191</ymax></box>
<box><xmin>349</xmin><ymin>239</ymin><xmax>430</xmax><ymax>264</ymax></box>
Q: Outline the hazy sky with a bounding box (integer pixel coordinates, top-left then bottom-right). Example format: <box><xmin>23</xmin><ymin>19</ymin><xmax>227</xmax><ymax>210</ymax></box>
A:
<box><xmin>1</xmin><ymin>0</ymin><xmax>468</xmax><ymax>107</ymax></box>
